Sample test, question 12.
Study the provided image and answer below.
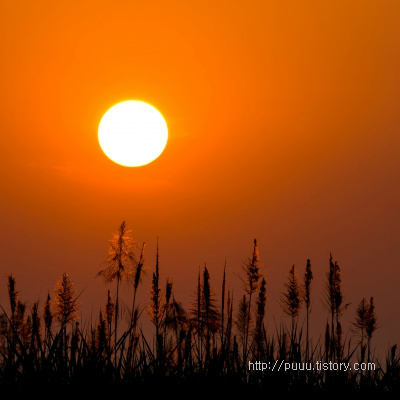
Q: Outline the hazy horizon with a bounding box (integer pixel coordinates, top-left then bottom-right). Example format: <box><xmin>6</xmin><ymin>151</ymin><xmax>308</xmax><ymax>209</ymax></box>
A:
<box><xmin>1</xmin><ymin>0</ymin><xmax>399</xmax><ymax>364</ymax></box>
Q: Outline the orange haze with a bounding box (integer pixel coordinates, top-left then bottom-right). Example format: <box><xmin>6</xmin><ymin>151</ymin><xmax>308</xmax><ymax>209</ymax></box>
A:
<box><xmin>1</xmin><ymin>1</ymin><xmax>399</xmax><ymax>355</ymax></box>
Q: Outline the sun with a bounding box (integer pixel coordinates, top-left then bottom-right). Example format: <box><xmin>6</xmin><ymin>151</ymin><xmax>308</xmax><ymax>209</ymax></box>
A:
<box><xmin>98</xmin><ymin>100</ymin><xmax>168</xmax><ymax>167</ymax></box>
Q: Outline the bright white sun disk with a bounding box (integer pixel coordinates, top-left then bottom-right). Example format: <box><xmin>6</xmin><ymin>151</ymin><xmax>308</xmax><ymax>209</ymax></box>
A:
<box><xmin>98</xmin><ymin>100</ymin><xmax>168</xmax><ymax>167</ymax></box>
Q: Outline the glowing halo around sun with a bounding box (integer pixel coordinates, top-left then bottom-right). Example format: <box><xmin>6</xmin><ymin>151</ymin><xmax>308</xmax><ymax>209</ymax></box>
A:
<box><xmin>98</xmin><ymin>100</ymin><xmax>168</xmax><ymax>167</ymax></box>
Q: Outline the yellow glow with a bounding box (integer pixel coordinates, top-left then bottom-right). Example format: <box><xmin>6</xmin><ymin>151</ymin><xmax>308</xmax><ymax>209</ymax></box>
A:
<box><xmin>98</xmin><ymin>100</ymin><xmax>168</xmax><ymax>167</ymax></box>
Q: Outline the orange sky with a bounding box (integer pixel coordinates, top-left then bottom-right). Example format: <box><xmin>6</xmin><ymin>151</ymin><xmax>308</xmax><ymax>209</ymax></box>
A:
<box><xmin>1</xmin><ymin>1</ymin><xmax>399</xmax><ymax>354</ymax></box>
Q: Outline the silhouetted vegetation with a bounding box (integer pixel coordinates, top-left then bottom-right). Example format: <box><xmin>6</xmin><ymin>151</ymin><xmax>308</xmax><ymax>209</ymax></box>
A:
<box><xmin>0</xmin><ymin>222</ymin><xmax>399</xmax><ymax>397</ymax></box>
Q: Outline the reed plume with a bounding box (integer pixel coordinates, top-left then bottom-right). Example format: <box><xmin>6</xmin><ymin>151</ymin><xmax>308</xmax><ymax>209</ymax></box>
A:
<box><xmin>7</xmin><ymin>275</ymin><xmax>18</xmax><ymax>322</ymax></box>
<box><xmin>131</xmin><ymin>242</ymin><xmax>145</xmax><ymax>321</ymax></box>
<box><xmin>0</xmin><ymin>238</ymin><xmax>393</xmax><ymax>395</ymax></box>
<box><xmin>221</xmin><ymin>260</ymin><xmax>226</xmax><ymax>347</ymax></box>
<box><xmin>354</xmin><ymin>297</ymin><xmax>377</xmax><ymax>362</ymax></box>
<box><xmin>354</xmin><ymin>298</ymin><xmax>368</xmax><ymax>362</ymax></box>
<box><xmin>149</xmin><ymin>240</ymin><xmax>162</xmax><ymax>362</ymax></box>
<box><xmin>202</xmin><ymin>265</ymin><xmax>219</xmax><ymax>360</ymax></box>
<box><xmin>97</xmin><ymin>221</ymin><xmax>137</xmax><ymax>361</ymax></box>
<box><xmin>280</xmin><ymin>264</ymin><xmax>302</xmax><ymax>347</ymax></box>
<box><xmin>241</xmin><ymin>239</ymin><xmax>262</xmax><ymax>362</ymax></box>
<box><xmin>54</xmin><ymin>272</ymin><xmax>78</xmax><ymax>326</ymax></box>
<box><xmin>105</xmin><ymin>290</ymin><xmax>114</xmax><ymax>350</ymax></box>
<box><xmin>43</xmin><ymin>292</ymin><xmax>53</xmax><ymax>343</ymax></box>
<box><xmin>325</xmin><ymin>253</ymin><xmax>343</xmax><ymax>360</ymax></box>
<box><xmin>303</xmin><ymin>259</ymin><xmax>313</xmax><ymax>360</ymax></box>
<box><xmin>254</xmin><ymin>277</ymin><xmax>267</xmax><ymax>357</ymax></box>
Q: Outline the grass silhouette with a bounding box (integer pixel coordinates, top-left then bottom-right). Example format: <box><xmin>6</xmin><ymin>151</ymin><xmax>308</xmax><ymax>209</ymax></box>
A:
<box><xmin>0</xmin><ymin>223</ymin><xmax>399</xmax><ymax>397</ymax></box>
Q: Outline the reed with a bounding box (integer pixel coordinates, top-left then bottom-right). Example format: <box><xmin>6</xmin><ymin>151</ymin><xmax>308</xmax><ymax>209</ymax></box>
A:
<box><xmin>0</xmin><ymin>231</ymin><xmax>397</xmax><ymax>397</ymax></box>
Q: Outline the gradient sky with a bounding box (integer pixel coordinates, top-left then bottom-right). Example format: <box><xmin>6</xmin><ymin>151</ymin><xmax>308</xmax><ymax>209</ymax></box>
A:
<box><xmin>1</xmin><ymin>1</ymin><xmax>399</xmax><ymax>355</ymax></box>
